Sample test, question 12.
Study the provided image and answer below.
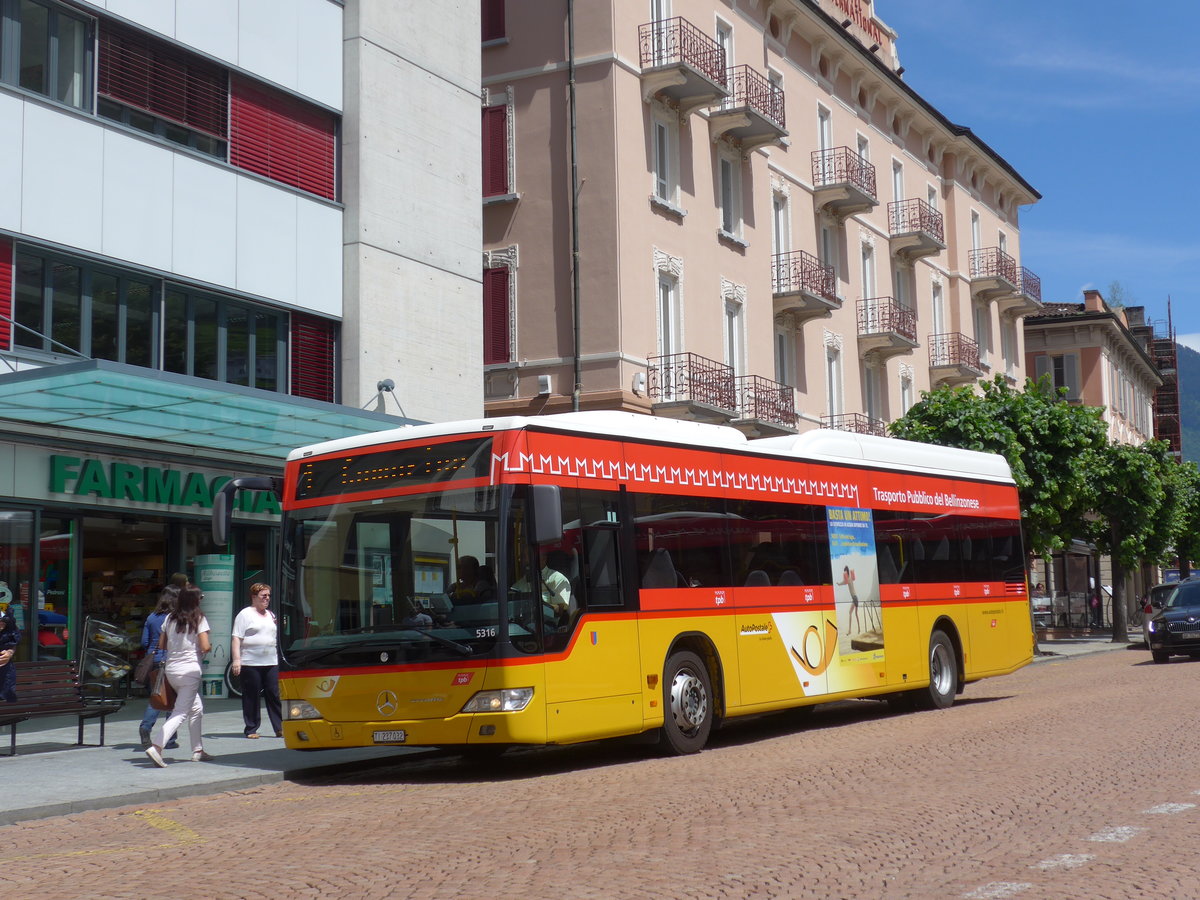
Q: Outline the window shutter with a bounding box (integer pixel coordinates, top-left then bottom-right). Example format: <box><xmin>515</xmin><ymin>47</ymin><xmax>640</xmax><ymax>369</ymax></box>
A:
<box><xmin>98</xmin><ymin>22</ymin><xmax>227</xmax><ymax>138</ymax></box>
<box><xmin>290</xmin><ymin>314</ymin><xmax>338</xmax><ymax>402</ymax></box>
<box><xmin>482</xmin><ymin>105</ymin><xmax>509</xmax><ymax>197</ymax></box>
<box><xmin>483</xmin><ymin>267</ymin><xmax>510</xmax><ymax>364</ymax></box>
<box><xmin>0</xmin><ymin>239</ymin><xmax>11</xmax><ymax>350</ymax></box>
<box><xmin>230</xmin><ymin>76</ymin><xmax>338</xmax><ymax>201</ymax></box>
<box><xmin>481</xmin><ymin>0</ymin><xmax>506</xmax><ymax>41</ymax></box>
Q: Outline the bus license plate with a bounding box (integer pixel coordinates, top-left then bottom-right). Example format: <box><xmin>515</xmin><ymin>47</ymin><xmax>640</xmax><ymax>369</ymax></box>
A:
<box><xmin>373</xmin><ymin>730</ymin><xmax>407</xmax><ymax>743</ymax></box>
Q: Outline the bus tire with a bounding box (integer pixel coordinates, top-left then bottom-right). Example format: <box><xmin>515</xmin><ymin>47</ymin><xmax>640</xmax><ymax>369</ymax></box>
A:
<box><xmin>659</xmin><ymin>650</ymin><xmax>713</xmax><ymax>755</ymax></box>
<box><xmin>917</xmin><ymin>630</ymin><xmax>957</xmax><ymax>710</ymax></box>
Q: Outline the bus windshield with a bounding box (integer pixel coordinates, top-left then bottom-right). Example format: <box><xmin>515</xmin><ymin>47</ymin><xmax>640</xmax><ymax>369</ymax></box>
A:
<box><xmin>279</xmin><ymin>486</ymin><xmax>511</xmax><ymax>667</ymax></box>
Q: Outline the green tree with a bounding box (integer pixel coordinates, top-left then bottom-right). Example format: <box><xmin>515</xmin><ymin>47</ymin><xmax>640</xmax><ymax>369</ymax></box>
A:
<box><xmin>1083</xmin><ymin>440</ymin><xmax>1176</xmax><ymax>640</ymax></box>
<box><xmin>890</xmin><ymin>374</ymin><xmax>1107</xmax><ymax>562</ymax></box>
<box><xmin>1165</xmin><ymin>461</ymin><xmax>1200</xmax><ymax>579</ymax></box>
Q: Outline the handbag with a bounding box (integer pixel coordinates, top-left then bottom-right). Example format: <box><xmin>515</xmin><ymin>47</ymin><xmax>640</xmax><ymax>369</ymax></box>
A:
<box><xmin>149</xmin><ymin>667</ymin><xmax>177</xmax><ymax>711</ymax></box>
<box><xmin>133</xmin><ymin>652</ymin><xmax>157</xmax><ymax>688</ymax></box>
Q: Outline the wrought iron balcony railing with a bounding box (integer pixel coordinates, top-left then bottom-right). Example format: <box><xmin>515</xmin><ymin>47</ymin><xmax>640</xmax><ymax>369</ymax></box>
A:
<box><xmin>821</xmin><ymin>413</ymin><xmax>887</xmax><ymax>437</ymax></box>
<box><xmin>722</xmin><ymin>64</ymin><xmax>785</xmax><ymax>128</ymax></box>
<box><xmin>638</xmin><ymin>17</ymin><xmax>727</xmax><ymax>87</ymax></box>
<box><xmin>811</xmin><ymin>146</ymin><xmax>877</xmax><ymax>199</ymax></box>
<box><xmin>771</xmin><ymin>249</ymin><xmax>837</xmax><ymax>301</ymax></box>
<box><xmin>857</xmin><ymin>296</ymin><xmax>918</xmax><ymax>342</ymax></box>
<box><xmin>735</xmin><ymin>375</ymin><xmax>795</xmax><ymax>429</ymax></box>
<box><xmin>647</xmin><ymin>352</ymin><xmax>736</xmax><ymax>411</ymax></box>
<box><xmin>887</xmin><ymin>198</ymin><xmax>944</xmax><ymax>244</ymax></box>
<box><xmin>1018</xmin><ymin>266</ymin><xmax>1041</xmax><ymax>302</ymax></box>
<box><xmin>969</xmin><ymin>247</ymin><xmax>1017</xmax><ymax>283</ymax></box>
<box><xmin>928</xmin><ymin>332</ymin><xmax>982</xmax><ymax>369</ymax></box>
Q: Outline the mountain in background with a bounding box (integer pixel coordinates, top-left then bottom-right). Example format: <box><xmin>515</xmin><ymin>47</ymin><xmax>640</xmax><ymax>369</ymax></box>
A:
<box><xmin>1178</xmin><ymin>343</ymin><xmax>1199</xmax><ymax>464</ymax></box>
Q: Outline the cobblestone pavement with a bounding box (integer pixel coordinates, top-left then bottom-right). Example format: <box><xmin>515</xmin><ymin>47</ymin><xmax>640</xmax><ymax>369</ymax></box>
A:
<box><xmin>3</xmin><ymin>646</ymin><xmax>1197</xmax><ymax>900</ymax></box>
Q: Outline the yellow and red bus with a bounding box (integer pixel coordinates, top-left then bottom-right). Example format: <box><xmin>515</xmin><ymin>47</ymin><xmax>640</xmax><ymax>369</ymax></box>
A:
<box><xmin>215</xmin><ymin>411</ymin><xmax>1032</xmax><ymax>755</ymax></box>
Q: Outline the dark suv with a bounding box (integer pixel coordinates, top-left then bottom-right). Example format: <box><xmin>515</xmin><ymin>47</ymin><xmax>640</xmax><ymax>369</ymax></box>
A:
<box><xmin>1147</xmin><ymin>580</ymin><xmax>1200</xmax><ymax>663</ymax></box>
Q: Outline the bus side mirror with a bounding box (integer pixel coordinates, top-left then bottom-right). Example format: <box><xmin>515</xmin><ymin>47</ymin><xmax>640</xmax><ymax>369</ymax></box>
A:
<box><xmin>212</xmin><ymin>476</ymin><xmax>282</xmax><ymax>546</ymax></box>
<box><xmin>530</xmin><ymin>484</ymin><xmax>563</xmax><ymax>545</ymax></box>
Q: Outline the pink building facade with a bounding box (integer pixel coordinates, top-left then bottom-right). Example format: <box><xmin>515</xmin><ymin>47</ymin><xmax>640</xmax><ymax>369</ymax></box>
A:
<box><xmin>482</xmin><ymin>0</ymin><xmax>1041</xmax><ymax>433</ymax></box>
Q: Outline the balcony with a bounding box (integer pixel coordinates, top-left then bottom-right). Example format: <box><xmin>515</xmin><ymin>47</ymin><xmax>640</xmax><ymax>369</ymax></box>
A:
<box><xmin>771</xmin><ymin>250</ymin><xmax>840</xmax><ymax>320</ymax></box>
<box><xmin>707</xmin><ymin>65</ymin><xmax>787</xmax><ymax>154</ymax></box>
<box><xmin>888</xmin><ymin>198</ymin><xmax>945</xmax><ymax>261</ymax></box>
<box><xmin>857</xmin><ymin>297</ymin><xmax>918</xmax><ymax>362</ymax></box>
<box><xmin>928</xmin><ymin>332</ymin><xmax>984</xmax><ymax>386</ymax></box>
<box><xmin>969</xmin><ymin>247</ymin><xmax>1019</xmax><ymax>302</ymax></box>
<box><xmin>812</xmin><ymin>147</ymin><xmax>877</xmax><ymax>220</ymax></box>
<box><xmin>732</xmin><ymin>374</ymin><xmax>796</xmax><ymax>437</ymax></box>
<box><xmin>638</xmin><ymin>18</ymin><xmax>729</xmax><ymax>115</ymax></box>
<box><xmin>996</xmin><ymin>266</ymin><xmax>1044</xmax><ymax>318</ymax></box>
<box><xmin>821</xmin><ymin>413</ymin><xmax>887</xmax><ymax>437</ymax></box>
<box><xmin>648</xmin><ymin>352</ymin><xmax>737</xmax><ymax>423</ymax></box>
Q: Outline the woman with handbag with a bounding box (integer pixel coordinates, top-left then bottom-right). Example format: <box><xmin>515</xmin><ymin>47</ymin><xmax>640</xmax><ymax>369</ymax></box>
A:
<box><xmin>137</xmin><ymin>584</ymin><xmax>182</xmax><ymax>749</ymax></box>
<box><xmin>145</xmin><ymin>585</ymin><xmax>214</xmax><ymax>767</ymax></box>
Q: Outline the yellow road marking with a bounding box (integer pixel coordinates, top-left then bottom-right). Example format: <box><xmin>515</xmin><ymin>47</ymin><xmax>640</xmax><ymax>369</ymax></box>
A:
<box><xmin>0</xmin><ymin>809</ymin><xmax>205</xmax><ymax>862</ymax></box>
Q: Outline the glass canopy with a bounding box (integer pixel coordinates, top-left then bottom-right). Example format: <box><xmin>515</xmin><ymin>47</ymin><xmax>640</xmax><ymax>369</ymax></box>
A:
<box><xmin>0</xmin><ymin>360</ymin><xmax>419</xmax><ymax>458</ymax></box>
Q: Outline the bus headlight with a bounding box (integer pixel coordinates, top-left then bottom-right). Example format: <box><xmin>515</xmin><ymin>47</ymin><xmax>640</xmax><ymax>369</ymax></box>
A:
<box><xmin>461</xmin><ymin>688</ymin><xmax>534</xmax><ymax>713</ymax></box>
<box><xmin>286</xmin><ymin>700</ymin><xmax>322</xmax><ymax>720</ymax></box>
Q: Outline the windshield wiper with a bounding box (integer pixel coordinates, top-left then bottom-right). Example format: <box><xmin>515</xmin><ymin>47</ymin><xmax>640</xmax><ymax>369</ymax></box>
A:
<box><xmin>291</xmin><ymin>630</ymin><xmax>473</xmax><ymax>665</ymax></box>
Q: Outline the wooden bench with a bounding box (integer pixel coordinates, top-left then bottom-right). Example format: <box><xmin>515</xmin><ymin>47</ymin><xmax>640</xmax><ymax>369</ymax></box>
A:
<box><xmin>0</xmin><ymin>659</ymin><xmax>125</xmax><ymax>756</ymax></box>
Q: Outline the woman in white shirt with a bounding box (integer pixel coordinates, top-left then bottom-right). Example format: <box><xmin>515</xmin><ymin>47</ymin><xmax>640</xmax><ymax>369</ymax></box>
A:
<box><xmin>146</xmin><ymin>585</ymin><xmax>213</xmax><ymax>766</ymax></box>
<box><xmin>231</xmin><ymin>583</ymin><xmax>283</xmax><ymax>739</ymax></box>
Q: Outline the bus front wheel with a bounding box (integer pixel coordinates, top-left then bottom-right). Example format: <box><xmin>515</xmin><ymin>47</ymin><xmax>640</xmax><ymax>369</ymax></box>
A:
<box><xmin>917</xmin><ymin>630</ymin><xmax>957</xmax><ymax>710</ymax></box>
<box><xmin>659</xmin><ymin>650</ymin><xmax>713</xmax><ymax>755</ymax></box>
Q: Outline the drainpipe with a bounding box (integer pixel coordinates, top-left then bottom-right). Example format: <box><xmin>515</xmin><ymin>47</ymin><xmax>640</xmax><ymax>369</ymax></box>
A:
<box><xmin>568</xmin><ymin>0</ymin><xmax>582</xmax><ymax>412</ymax></box>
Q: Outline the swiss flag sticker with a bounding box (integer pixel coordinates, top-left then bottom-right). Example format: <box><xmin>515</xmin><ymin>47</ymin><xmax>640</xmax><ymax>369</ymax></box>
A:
<box><xmin>453</xmin><ymin>672</ymin><xmax>474</xmax><ymax>686</ymax></box>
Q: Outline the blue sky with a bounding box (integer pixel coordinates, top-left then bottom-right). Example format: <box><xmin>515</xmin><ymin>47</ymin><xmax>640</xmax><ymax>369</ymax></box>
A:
<box><xmin>879</xmin><ymin>1</ymin><xmax>1200</xmax><ymax>349</ymax></box>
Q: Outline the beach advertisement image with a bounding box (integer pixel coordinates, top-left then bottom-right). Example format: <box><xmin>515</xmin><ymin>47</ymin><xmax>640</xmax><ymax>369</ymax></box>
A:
<box><xmin>827</xmin><ymin>506</ymin><xmax>884</xmax><ymax>660</ymax></box>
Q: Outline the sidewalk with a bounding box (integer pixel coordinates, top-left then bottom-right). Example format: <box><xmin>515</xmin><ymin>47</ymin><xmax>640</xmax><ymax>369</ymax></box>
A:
<box><xmin>1034</xmin><ymin>632</ymin><xmax>1146</xmax><ymax>661</ymax></box>
<box><xmin>0</xmin><ymin>634</ymin><xmax>1145</xmax><ymax>828</ymax></box>
<box><xmin>0</xmin><ymin>697</ymin><xmax>426</xmax><ymax>827</ymax></box>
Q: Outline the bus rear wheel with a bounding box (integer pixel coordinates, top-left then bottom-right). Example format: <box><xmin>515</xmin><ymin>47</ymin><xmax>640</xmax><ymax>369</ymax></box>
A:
<box><xmin>917</xmin><ymin>630</ymin><xmax>957</xmax><ymax>710</ymax></box>
<box><xmin>659</xmin><ymin>650</ymin><xmax>713</xmax><ymax>755</ymax></box>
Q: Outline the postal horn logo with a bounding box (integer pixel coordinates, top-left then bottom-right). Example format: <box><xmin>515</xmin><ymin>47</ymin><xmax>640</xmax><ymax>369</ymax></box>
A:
<box><xmin>376</xmin><ymin>690</ymin><xmax>399</xmax><ymax>716</ymax></box>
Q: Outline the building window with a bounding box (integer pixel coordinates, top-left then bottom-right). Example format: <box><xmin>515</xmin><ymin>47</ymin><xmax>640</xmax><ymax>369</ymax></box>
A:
<box><xmin>927</xmin><ymin>184</ymin><xmax>938</xmax><ymax>211</ymax></box>
<box><xmin>97</xmin><ymin>20</ymin><xmax>228</xmax><ymax>158</ymax></box>
<box><xmin>771</xmin><ymin>190</ymin><xmax>789</xmax><ymax>257</ymax></box>
<box><xmin>931</xmin><ymin>281</ymin><xmax>944</xmax><ymax>335</ymax></box>
<box><xmin>973</xmin><ymin>301</ymin><xmax>991</xmax><ymax>367</ymax></box>
<box><xmin>892</xmin><ymin>160</ymin><xmax>903</xmax><ymax>203</ymax></box>
<box><xmin>774</xmin><ymin>320</ymin><xmax>795</xmax><ymax>387</ymax></box>
<box><xmin>229</xmin><ymin>76</ymin><xmax>338</xmax><ymax>201</ymax></box>
<box><xmin>718</xmin><ymin>152</ymin><xmax>741</xmax><ymax>239</ymax></box>
<box><xmin>290</xmin><ymin>313</ymin><xmax>338</xmax><ymax>402</ymax></box>
<box><xmin>723</xmin><ymin>297</ymin><xmax>744</xmax><ymax>376</ymax></box>
<box><xmin>825</xmin><ymin>339</ymin><xmax>843</xmax><ymax>416</ymax></box>
<box><xmin>1035</xmin><ymin>353</ymin><xmax>1080</xmax><ymax>401</ymax></box>
<box><xmin>970</xmin><ymin>210</ymin><xmax>981</xmax><ymax>250</ymax></box>
<box><xmin>481</xmin><ymin>0</ymin><xmax>505</xmax><ymax>42</ymax></box>
<box><xmin>483</xmin><ymin>102</ymin><xmax>511</xmax><ymax>197</ymax></box>
<box><xmin>652</xmin><ymin>114</ymin><xmax>679</xmax><ymax>207</ymax></box>
<box><xmin>0</xmin><ymin>238</ymin><xmax>12</xmax><ymax>350</ymax></box>
<box><xmin>900</xmin><ymin>367</ymin><xmax>914</xmax><ymax>414</ymax></box>
<box><xmin>10</xmin><ymin>245</ymin><xmax>315</xmax><ymax>395</ymax></box>
<box><xmin>0</xmin><ymin>0</ymin><xmax>93</xmax><ymax>110</ymax></box>
<box><xmin>657</xmin><ymin>273</ymin><xmax>681</xmax><ymax>357</ymax></box>
<box><xmin>863</xmin><ymin>362</ymin><xmax>883</xmax><ymax>422</ymax></box>
<box><xmin>483</xmin><ymin>267</ymin><xmax>511</xmax><ymax>364</ymax></box>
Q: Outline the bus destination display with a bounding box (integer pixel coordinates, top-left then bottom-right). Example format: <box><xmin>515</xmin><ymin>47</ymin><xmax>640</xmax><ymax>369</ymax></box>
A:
<box><xmin>294</xmin><ymin>437</ymin><xmax>492</xmax><ymax>501</ymax></box>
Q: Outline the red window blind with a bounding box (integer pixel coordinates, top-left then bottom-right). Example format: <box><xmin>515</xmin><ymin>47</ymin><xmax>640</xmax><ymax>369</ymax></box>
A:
<box><xmin>290</xmin><ymin>314</ymin><xmax>338</xmax><ymax>403</ymax></box>
<box><xmin>0</xmin><ymin>239</ymin><xmax>11</xmax><ymax>350</ymax></box>
<box><xmin>483</xmin><ymin>267</ymin><xmax>510</xmax><ymax>364</ymax></box>
<box><xmin>482</xmin><ymin>0</ymin><xmax>505</xmax><ymax>41</ymax></box>
<box><xmin>230</xmin><ymin>77</ymin><xmax>338</xmax><ymax>201</ymax></box>
<box><xmin>98</xmin><ymin>21</ymin><xmax>228</xmax><ymax>138</ymax></box>
<box><xmin>482</xmin><ymin>105</ymin><xmax>509</xmax><ymax>197</ymax></box>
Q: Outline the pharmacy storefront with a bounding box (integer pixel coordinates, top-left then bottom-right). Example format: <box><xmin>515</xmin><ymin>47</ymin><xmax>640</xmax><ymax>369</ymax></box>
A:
<box><xmin>0</xmin><ymin>360</ymin><xmax>413</xmax><ymax>696</ymax></box>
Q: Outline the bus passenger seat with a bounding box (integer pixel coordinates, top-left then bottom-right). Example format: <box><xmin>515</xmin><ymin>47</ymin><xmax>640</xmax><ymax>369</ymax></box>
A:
<box><xmin>642</xmin><ymin>549</ymin><xmax>679</xmax><ymax>588</ymax></box>
<box><xmin>777</xmin><ymin>570</ymin><xmax>803</xmax><ymax>586</ymax></box>
<box><xmin>744</xmin><ymin>570</ymin><xmax>771</xmax><ymax>587</ymax></box>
